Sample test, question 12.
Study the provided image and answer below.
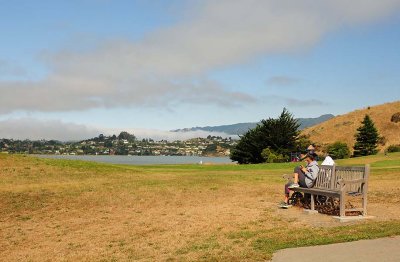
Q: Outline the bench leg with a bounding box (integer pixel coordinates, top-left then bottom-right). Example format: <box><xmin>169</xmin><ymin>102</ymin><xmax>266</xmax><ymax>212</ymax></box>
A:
<box><xmin>310</xmin><ymin>194</ymin><xmax>315</xmax><ymax>211</ymax></box>
<box><xmin>362</xmin><ymin>192</ymin><xmax>368</xmax><ymax>216</ymax></box>
<box><xmin>339</xmin><ymin>193</ymin><xmax>345</xmax><ymax>217</ymax></box>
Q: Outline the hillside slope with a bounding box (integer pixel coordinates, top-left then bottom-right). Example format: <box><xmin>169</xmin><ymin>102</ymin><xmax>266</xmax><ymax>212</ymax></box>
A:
<box><xmin>301</xmin><ymin>101</ymin><xmax>400</xmax><ymax>152</ymax></box>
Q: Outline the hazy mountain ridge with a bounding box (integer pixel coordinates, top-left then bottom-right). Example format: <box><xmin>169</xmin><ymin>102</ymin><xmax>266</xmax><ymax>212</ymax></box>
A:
<box><xmin>172</xmin><ymin>114</ymin><xmax>335</xmax><ymax>135</ymax></box>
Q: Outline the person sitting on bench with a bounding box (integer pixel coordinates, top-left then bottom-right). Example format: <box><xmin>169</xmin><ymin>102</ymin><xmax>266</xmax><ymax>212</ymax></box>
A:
<box><xmin>279</xmin><ymin>152</ymin><xmax>319</xmax><ymax>208</ymax></box>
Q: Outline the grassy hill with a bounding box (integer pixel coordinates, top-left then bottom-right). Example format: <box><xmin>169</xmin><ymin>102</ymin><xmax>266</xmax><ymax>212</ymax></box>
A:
<box><xmin>301</xmin><ymin>101</ymin><xmax>400</xmax><ymax>152</ymax></box>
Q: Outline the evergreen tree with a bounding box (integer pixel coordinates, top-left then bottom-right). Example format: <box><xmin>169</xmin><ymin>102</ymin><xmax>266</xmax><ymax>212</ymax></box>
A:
<box><xmin>353</xmin><ymin>115</ymin><xmax>379</xmax><ymax>157</ymax></box>
<box><xmin>230</xmin><ymin>108</ymin><xmax>299</xmax><ymax>164</ymax></box>
<box><xmin>229</xmin><ymin>125</ymin><xmax>265</xmax><ymax>164</ymax></box>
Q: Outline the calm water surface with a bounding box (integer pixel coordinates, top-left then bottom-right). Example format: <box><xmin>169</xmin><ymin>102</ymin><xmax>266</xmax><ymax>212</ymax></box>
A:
<box><xmin>39</xmin><ymin>155</ymin><xmax>234</xmax><ymax>165</ymax></box>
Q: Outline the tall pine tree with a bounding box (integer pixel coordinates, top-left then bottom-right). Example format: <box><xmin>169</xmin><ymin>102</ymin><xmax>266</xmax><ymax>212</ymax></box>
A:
<box><xmin>353</xmin><ymin>114</ymin><xmax>379</xmax><ymax>157</ymax></box>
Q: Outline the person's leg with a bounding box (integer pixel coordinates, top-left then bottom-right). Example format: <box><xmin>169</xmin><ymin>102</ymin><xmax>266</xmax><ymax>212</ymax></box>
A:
<box><xmin>284</xmin><ymin>182</ymin><xmax>291</xmax><ymax>203</ymax></box>
<box><xmin>297</xmin><ymin>171</ymin><xmax>307</xmax><ymax>188</ymax></box>
<box><xmin>293</xmin><ymin>166</ymin><xmax>302</xmax><ymax>184</ymax></box>
<box><xmin>283</xmin><ymin>166</ymin><xmax>303</xmax><ymax>205</ymax></box>
<box><xmin>293</xmin><ymin>173</ymin><xmax>298</xmax><ymax>183</ymax></box>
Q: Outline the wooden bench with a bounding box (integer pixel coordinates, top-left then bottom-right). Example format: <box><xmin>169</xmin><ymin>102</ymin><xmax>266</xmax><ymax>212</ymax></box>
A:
<box><xmin>290</xmin><ymin>164</ymin><xmax>370</xmax><ymax>217</ymax></box>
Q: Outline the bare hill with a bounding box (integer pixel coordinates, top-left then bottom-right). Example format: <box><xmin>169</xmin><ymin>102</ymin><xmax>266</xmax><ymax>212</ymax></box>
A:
<box><xmin>301</xmin><ymin>101</ymin><xmax>400</xmax><ymax>152</ymax></box>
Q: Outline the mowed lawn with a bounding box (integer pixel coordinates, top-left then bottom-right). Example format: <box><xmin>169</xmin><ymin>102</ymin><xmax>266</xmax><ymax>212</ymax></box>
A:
<box><xmin>1</xmin><ymin>153</ymin><xmax>400</xmax><ymax>261</ymax></box>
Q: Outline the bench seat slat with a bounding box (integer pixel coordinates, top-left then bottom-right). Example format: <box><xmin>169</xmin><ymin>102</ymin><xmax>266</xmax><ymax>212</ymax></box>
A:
<box><xmin>293</xmin><ymin>187</ymin><xmax>340</xmax><ymax>198</ymax></box>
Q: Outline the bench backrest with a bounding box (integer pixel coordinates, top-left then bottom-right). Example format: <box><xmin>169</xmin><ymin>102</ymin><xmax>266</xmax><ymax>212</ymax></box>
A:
<box><xmin>313</xmin><ymin>164</ymin><xmax>370</xmax><ymax>193</ymax></box>
<box><xmin>313</xmin><ymin>165</ymin><xmax>335</xmax><ymax>189</ymax></box>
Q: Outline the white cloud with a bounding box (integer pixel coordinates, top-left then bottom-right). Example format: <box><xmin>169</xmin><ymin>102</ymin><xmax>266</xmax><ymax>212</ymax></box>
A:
<box><xmin>0</xmin><ymin>0</ymin><xmax>399</xmax><ymax>114</ymax></box>
<box><xmin>262</xmin><ymin>95</ymin><xmax>328</xmax><ymax>107</ymax></box>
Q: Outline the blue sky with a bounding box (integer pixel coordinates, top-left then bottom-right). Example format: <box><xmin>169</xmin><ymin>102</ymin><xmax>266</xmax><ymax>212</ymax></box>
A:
<box><xmin>1</xmin><ymin>0</ymin><xmax>400</xmax><ymax>140</ymax></box>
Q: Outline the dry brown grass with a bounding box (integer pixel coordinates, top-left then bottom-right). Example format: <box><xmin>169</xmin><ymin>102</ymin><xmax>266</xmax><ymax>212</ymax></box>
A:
<box><xmin>1</xmin><ymin>153</ymin><xmax>400</xmax><ymax>261</ymax></box>
<box><xmin>301</xmin><ymin>100</ymin><xmax>400</xmax><ymax>152</ymax></box>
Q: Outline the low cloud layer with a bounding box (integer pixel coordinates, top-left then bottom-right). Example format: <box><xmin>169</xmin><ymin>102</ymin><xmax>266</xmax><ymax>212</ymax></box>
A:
<box><xmin>0</xmin><ymin>118</ymin><xmax>235</xmax><ymax>141</ymax></box>
<box><xmin>0</xmin><ymin>118</ymin><xmax>100</xmax><ymax>141</ymax></box>
<box><xmin>105</xmin><ymin>128</ymin><xmax>236</xmax><ymax>141</ymax></box>
<box><xmin>1</xmin><ymin>0</ymin><xmax>399</xmax><ymax>114</ymax></box>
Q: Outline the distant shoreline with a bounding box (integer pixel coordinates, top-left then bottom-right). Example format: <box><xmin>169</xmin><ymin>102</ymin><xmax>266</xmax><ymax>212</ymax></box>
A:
<box><xmin>36</xmin><ymin>154</ymin><xmax>235</xmax><ymax>165</ymax></box>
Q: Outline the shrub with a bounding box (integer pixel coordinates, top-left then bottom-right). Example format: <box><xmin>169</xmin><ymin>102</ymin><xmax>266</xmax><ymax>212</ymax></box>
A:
<box><xmin>261</xmin><ymin>148</ymin><xmax>287</xmax><ymax>163</ymax></box>
<box><xmin>387</xmin><ymin>145</ymin><xmax>400</xmax><ymax>153</ymax></box>
<box><xmin>391</xmin><ymin>112</ymin><xmax>400</xmax><ymax>123</ymax></box>
<box><xmin>295</xmin><ymin>135</ymin><xmax>313</xmax><ymax>152</ymax></box>
<box><xmin>327</xmin><ymin>142</ymin><xmax>350</xmax><ymax>159</ymax></box>
<box><xmin>378</xmin><ymin>136</ymin><xmax>387</xmax><ymax>146</ymax></box>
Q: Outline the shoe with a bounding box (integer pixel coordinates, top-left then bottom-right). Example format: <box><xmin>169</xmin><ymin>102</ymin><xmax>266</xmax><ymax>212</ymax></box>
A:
<box><xmin>278</xmin><ymin>201</ymin><xmax>290</xmax><ymax>208</ymax></box>
<box><xmin>288</xmin><ymin>183</ymin><xmax>300</xmax><ymax>189</ymax></box>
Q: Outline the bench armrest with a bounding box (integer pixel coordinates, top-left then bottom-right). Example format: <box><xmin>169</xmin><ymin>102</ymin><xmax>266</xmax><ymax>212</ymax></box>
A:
<box><xmin>338</xmin><ymin>179</ymin><xmax>367</xmax><ymax>192</ymax></box>
<box><xmin>338</xmin><ymin>178</ymin><xmax>366</xmax><ymax>185</ymax></box>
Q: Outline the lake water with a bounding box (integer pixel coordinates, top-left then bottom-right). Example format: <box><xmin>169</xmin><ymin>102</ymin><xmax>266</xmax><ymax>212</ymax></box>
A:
<box><xmin>38</xmin><ymin>155</ymin><xmax>234</xmax><ymax>165</ymax></box>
